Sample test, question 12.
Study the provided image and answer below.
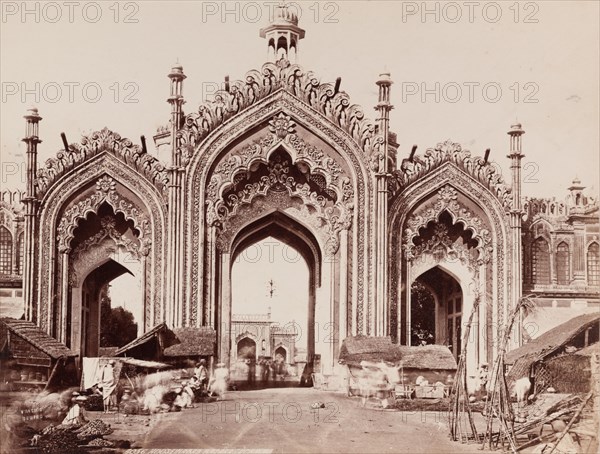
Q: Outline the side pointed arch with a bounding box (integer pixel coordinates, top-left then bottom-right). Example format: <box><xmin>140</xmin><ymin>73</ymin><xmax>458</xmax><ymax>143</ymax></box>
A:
<box><xmin>35</xmin><ymin>151</ymin><xmax>167</xmax><ymax>334</ymax></box>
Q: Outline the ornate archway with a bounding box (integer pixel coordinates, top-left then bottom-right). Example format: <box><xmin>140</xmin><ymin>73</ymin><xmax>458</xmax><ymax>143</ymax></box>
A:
<box><xmin>30</xmin><ymin>129</ymin><xmax>167</xmax><ymax>351</ymax></box>
<box><xmin>180</xmin><ymin>63</ymin><xmax>386</xmax><ymax>372</ymax></box>
<box><xmin>389</xmin><ymin>141</ymin><xmax>513</xmax><ymax>375</ymax></box>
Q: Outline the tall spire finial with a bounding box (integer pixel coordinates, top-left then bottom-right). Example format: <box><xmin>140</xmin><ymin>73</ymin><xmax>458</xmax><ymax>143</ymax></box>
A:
<box><xmin>259</xmin><ymin>2</ymin><xmax>305</xmax><ymax>63</ymax></box>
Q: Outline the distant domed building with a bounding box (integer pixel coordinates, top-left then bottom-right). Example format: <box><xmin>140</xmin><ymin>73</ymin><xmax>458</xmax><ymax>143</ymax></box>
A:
<box><xmin>0</xmin><ymin>5</ymin><xmax>598</xmax><ymax>379</ymax></box>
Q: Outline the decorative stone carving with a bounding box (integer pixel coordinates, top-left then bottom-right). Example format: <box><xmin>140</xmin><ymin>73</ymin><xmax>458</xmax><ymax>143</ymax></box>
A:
<box><xmin>69</xmin><ymin>216</ymin><xmax>143</xmax><ymax>287</ymax></box>
<box><xmin>389</xmin><ymin>164</ymin><xmax>509</xmax><ymax>342</ymax></box>
<box><xmin>209</xmin><ymin>153</ymin><xmax>353</xmax><ymax>258</ymax></box>
<box><xmin>404</xmin><ymin>184</ymin><xmax>493</xmax><ymax>265</ymax></box>
<box><xmin>177</xmin><ymin>61</ymin><xmax>385</xmax><ymax>167</ymax></box>
<box><xmin>269</xmin><ymin>112</ymin><xmax>296</xmax><ymax>139</ymax></box>
<box><xmin>35</xmin><ymin>128</ymin><xmax>169</xmax><ymax>198</ymax></box>
<box><xmin>391</xmin><ymin>140</ymin><xmax>512</xmax><ymax>210</ymax></box>
<box><xmin>187</xmin><ymin>95</ymin><xmax>370</xmax><ymax>331</ymax></box>
<box><xmin>406</xmin><ymin>223</ymin><xmax>479</xmax><ymax>272</ymax></box>
<box><xmin>56</xmin><ymin>175</ymin><xmax>152</xmax><ymax>254</ymax></box>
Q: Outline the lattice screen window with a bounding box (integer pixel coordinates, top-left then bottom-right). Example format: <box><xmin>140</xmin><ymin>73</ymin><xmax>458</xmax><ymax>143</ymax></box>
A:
<box><xmin>587</xmin><ymin>243</ymin><xmax>600</xmax><ymax>287</ymax></box>
<box><xmin>532</xmin><ymin>237</ymin><xmax>551</xmax><ymax>285</ymax></box>
<box><xmin>0</xmin><ymin>227</ymin><xmax>12</xmax><ymax>274</ymax></box>
<box><xmin>556</xmin><ymin>242</ymin><xmax>570</xmax><ymax>285</ymax></box>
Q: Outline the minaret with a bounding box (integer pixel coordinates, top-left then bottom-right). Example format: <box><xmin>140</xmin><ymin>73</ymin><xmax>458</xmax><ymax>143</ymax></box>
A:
<box><xmin>567</xmin><ymin>177</ymin><xmax>587</xmax><ymax>285</ymax></box>
<box><xmin>507</xmin><ymin>122</ymin><xmax>525</xmax><ymax>347</ymax></box>
<box><xmin>22</xmin><ymin>107</ymin><xmax>42</xmax><ymax>324</ymax></box>
<box><xmin>166</xmin><ymin>63</ymin><xmax>186</xmax><ymax>327</ymax></box>
<box><xmin>259</xmin><ymin>4</ymin><xmax>305</xmax><ymax>63</ymax></box>
<box><xmin>373</xmin><ymin>72</ymin><xmax>394</xmax><ymax>336</ymax></box>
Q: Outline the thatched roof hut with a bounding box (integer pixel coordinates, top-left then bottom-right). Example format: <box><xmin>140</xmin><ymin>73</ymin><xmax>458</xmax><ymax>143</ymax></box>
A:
<box><xmin>339</xmin><ymin>336</ymin><xmax>457</xmax><ymax>387</ymax></box>
<box><xmin>163</xmin><ymin>327</ymin><xmax>216</xmax><ymax>360</ymax></box>
<box><xmin>506</xmin><ymin>312</ymin><xmax>600</xmax><ymax>388</ymax></box>
<box><xmin>339</xmin><ymin>335</ymin><xmax>457</xmax><ymax>370</ymax></box>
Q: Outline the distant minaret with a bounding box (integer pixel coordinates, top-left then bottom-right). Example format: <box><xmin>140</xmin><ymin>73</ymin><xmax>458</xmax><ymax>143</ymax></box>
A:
<box><xmin>259</xmin><ymin>3</ymin><xmax>305</xmax><ymax>63</ymax></box>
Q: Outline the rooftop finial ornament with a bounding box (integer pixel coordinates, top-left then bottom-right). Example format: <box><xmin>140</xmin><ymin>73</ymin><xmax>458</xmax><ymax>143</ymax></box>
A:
<box><xmin>259</xmin><ymin>2</ymin><xmax>305</xmax><ymax>64</ymax></box>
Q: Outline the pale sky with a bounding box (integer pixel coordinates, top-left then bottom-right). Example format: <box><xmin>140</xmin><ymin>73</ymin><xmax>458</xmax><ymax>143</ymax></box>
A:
<box><xmin>1</xmin><ymin>1</ymin><xmax>598</xmax><ymax>197</ymax></box>
<box><xmin>1</xmin><ymin>1</ymin><xmax>599</xmax><ymax>329</ymax></box>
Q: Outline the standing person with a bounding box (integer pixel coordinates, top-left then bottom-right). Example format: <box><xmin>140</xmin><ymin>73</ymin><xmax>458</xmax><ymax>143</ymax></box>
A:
<box><xmin>194</xmin><ymin>359</ymin><xmax>208</xmax><ymax>394</ymax></box>
<box><xmin>99</xmin><ymin>360</ymin><xmax>117</xmax><ymax>413</ymax></box>
<box><xmin>209</xmin><ymin>363</ymin><xmax>229</xmax><ymax>401</ymax></box>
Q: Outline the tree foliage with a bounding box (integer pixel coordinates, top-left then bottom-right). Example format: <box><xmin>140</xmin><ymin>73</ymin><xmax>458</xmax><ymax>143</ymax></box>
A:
<box><xmin>100</xmin><ymin>287</ymin><xmax>138</xmax><ymax>347</ymax></box>
<box><xmin>410</xmin><ymin>281</ymin><xmax>436</xmax><ymax>346</ymax></box>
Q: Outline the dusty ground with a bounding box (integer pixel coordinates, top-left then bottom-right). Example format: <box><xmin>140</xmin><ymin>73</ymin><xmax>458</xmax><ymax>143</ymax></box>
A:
<box><xmin>95</xmin><ymin>387</ymin><xmax>485</xmax><ymax>453</ymax></box>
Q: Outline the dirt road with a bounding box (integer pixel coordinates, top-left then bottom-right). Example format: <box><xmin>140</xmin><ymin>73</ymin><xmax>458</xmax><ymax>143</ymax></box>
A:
<box><xmin>113</xmin><ymin>387</ymin><xmax>483</xmax><ymax>453</ymax></box>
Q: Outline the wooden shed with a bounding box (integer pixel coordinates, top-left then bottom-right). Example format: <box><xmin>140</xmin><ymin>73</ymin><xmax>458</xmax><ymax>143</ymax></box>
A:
<box><xmin>0</xmin><ymin>317</ymin><xmax>77</xmax><ymax>391</ymax></box>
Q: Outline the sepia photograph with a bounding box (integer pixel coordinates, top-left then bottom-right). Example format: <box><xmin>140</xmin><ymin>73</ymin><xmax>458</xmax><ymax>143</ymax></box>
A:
<box><xmin>0</xmin><ymin>1</ymin><xmax>598</xmax><ymax>452</ymax></box>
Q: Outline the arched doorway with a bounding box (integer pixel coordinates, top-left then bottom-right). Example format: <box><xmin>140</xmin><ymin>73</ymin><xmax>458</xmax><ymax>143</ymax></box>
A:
<box><xmin>237</xmin><ymin>336</ymin><xmax>257</xmax><ymax>360</ymax></box>
<box><xmin>228</xmin><ymin>210</ymin><xmax>320</xmax><ymax>366</ymax></box>
<box><xmin>68</xmin><ymin>202</ymin><xmax>143</xmax><ymax>357</ymax></box>
<box><xmin>412</xmin><ymin>267</ymin><xmax>463</xmax><ymax>360</ymax></box>
<box><xmin>274</xmin><ymin>346</ymin><xmax>287</xmax><ymax>363</ymax></box>
<box><xmin>231</xmin><ymin>234</ymin><xmax>308</xmax><ymax>384</ymax></box>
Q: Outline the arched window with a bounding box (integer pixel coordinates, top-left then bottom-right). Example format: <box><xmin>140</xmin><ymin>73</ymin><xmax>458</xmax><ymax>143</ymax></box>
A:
<box><xmin>587</xmin><ymin>243</ymin><xmax>600</xmax><ymax>287</ymax></box>
<box><xmin>0</xmin><ymin>227</ymin><xmax>12</xmax><ymax>274</ymax></box>
<box><xmin>556</xmin><ymin>242</ymin><xmax>570</xmax><ymax>285</ymax></box>
<box><xmin>532</xmin><ymin>237</ymin><xmax>550</xmax><ymax>285</ymax></box>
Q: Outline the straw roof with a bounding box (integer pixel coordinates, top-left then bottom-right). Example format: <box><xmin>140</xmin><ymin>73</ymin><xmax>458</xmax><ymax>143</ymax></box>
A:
<box><xmin>114</xmin><ymin>322</ymin><xmax>171</xmax><ymax>356</ymax></box>
<box><xmin>163</xmin><ymin>327</ymin><xmax>216</xmax><ymax>357</ymax></box>
<box><xmin>339</xmin><ymin>336</ymin><xmax>457</xmax><ymax>370</ymax></box>
<box><xmin>506</xmin><ymin>312</ymin><xmax>600</xmax><ymax>381</ymax></box>
<box><xmin>0</xmin><ymin>317</ymin><xmax>75</xmax><ymax>359</ymax></box>
<box><xmin>396</xmin><ymin>345</ymin><xmax>457</xmax><ymax>370</ymax></box>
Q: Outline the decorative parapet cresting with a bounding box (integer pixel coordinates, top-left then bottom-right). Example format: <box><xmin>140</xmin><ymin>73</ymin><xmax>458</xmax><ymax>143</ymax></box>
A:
<box><xmin>391</xmin><ymin>140</ymin><xmax>512</xmax><ymax>210</ymax></box>
<box><xmin>35</xmin><ymin>128</ymin><xmax>169</xmax><ymax>198</ymax></box>
<box><xmin>176</xmin><ymin>60</ymin><xmax>385</xmax><ymax>166</ymax></box>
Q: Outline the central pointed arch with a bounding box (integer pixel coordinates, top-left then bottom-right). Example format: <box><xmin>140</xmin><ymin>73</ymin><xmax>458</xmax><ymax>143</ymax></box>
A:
<box><xmin>184</xmin><ymin>88</ymin><xmax>377</xmax><ymax>370</ymax></box>
<box><xmin>221</xmin><ymin>210</ymin><xmax>321</xmax><ymax>366</ymax></box>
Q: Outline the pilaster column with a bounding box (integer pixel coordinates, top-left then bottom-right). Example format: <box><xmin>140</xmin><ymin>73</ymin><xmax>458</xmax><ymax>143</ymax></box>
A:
<box><xmin>373</xmin><ymin>73</ymin><xmax>394</xmax><ymax>336</ymax></box>
<box><xmin>22</xmin><ymin>107</ymin><xmax>42</xmax><ymax>323</ymax></box>
<box><xmin>218</xmin><ymin>251</ymin><xmax>231</xmax><ymax>367</ymax></box>
<box><xmin>507</xmin><ymin>123</ymin><xmax>525</xmax><ymax>348</ymax></box>
<box><xmin>166</xmin><ymin>64</ymin><xmax>186</xmax><ymax>328</ymax></box>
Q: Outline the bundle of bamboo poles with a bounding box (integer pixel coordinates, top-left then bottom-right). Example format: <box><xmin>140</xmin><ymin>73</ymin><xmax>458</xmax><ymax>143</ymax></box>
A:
<box><xmin>449</xmin><ymin>294</ymin><xmax>481</xmax><ymax>443</ymax></box>
<box><xmin>482</xmin><ymin>295</ymin><xmax>536</xmax><ymax>452</ymax></box>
